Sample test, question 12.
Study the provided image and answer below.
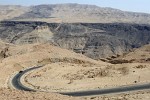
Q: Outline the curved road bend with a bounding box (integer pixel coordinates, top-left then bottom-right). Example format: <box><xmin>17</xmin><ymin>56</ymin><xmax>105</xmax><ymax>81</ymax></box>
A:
<box><xmin>11</xmin><ymin>66</ymin><xmax>42</xmax><ymax>91</ymax></box>
<box><xmin>11</xmin><ymin>66</ymin><xmax>150</xmax><ymax>96</ymax></box>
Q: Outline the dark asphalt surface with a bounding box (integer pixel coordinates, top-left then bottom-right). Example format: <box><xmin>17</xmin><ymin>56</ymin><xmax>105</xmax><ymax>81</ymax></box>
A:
<box><xmin>61</xmin><ymin>83</ymin><xmax>150</xmax><ymax>96</ymax></box>
<box><xmin>11</xmin><ymin>66</ymin><xmax>150</xmax><ymax>96</ymax></box>
<box><xmin>11</xmin><ymin>66</ymin><xmax>42</xmax><ymax>91</ymax></box>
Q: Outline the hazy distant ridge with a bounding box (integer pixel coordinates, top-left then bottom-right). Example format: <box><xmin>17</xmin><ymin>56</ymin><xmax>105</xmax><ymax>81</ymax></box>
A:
<box><xmin>0</xmin><ymin>4</ymin><xmax>150</xmax><ymax>24</ymax></box>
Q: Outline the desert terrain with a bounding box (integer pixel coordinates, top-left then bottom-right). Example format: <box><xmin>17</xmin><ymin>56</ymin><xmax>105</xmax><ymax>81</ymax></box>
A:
<box><xmin>0</xmin><ymin>39</ymin><xmax>149</xmax><ymax>100</ymax></box>
<box><xmin>0</xmin><ymin>3</ymin><xmax>149</xmax><ymax>100</ymax></box>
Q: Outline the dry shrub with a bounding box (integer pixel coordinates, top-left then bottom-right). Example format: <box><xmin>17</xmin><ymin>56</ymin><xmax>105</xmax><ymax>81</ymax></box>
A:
<box><xmin>63</xmin><ymin>68</ymin><xmax>109</xmax><ymax>80</ymax></box>
<box><xmin>62</xmin><ymin>73</ymin><xmax>84</xmax><ymax>80</ymax></box>
<box><xmin>141</xmin><ymin>54</ymin><xmax>146</xmax><ymax>57</ymax></box>
<box><xmin>146</xmin><ymin>58</ymin><xmax>150</xmax><ymax>61</ymax></box>
<box><xmin>111</xmin><ymin>55</ymin><xmax>117</xmax><ymax>59</ymax></box>
<box><xmin>38</xmin><ymin>57</ymin><xmax>94</xmax><ymax>65</ymax></box>
<box><xmin>109</xmin><ymin>59</ymin><xmax>132</xmax><ymax>64</ymax></box>
<box><xmin>135</xmin><ymin>65</ymin><xmax>146</xmax><ymax>69</ymax></box>
<box><xmin>117</xmin><ymin>67</ymin><xmax>129</xmax><ymax>75</ymax></box>
<box><xmin>82</xmin><ymin>68</ymin><xmax>109</xmax><ymax>78</ymax></box>
<box><xmin>99</xmin><ymin>58</ymin><xmax>108</xmax><ymax>62</ymax></box>
<box><xmin>0</xmin><ymin>47</ymin><xmax>9</xmax><ymax>58</ymax></box>
<box><xmin>106</xmin><ymin>57</ymin><xmax>112</xmax><ymax>60</ymax></box>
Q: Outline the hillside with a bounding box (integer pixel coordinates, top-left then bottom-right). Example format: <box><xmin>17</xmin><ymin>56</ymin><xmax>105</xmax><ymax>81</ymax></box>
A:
<box><xmin>0</xmin><ymin>5</ymin><xmax>28</xmax><ymax>21</ymax></box>
<box><xmin>0</xmin><ymin>41</ymin><xmax>149</xmax><ymax>100</ymax></box>
<box><xmin>110</xmin><ymin>44</ymin><xmax>150</xmax><ymax>63</ymax></box>
<box><xmin>0</xmin><ymin>4</ymin><xmax>150</xmax><ymax>24</ymax></box>
<box><xmin>0</xmin><ymin>21</ymin><xmax>150</xmax><ymax>59</ymax></box>
<box><xmin>0</xmin><ymin>42</ymin><xmax>107</xmax><ymax>88</ymax></box>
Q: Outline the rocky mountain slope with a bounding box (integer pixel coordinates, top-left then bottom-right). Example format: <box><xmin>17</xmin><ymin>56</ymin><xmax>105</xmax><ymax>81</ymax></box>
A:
<box><xmin>0</xmin><ymin>4</ymin><xmax>150</xmax><ymax>24</ymax></box>
<box><xmin>0</xmin><ymin>5</ymin><xmax>28</xmax><ymax>21</ymax></box>
<box><xmin>0</xmin><ymin>4</ymin><xmax>150</xmax><ymax>59</ymax></box>
<box><xmin>0</xmin><ymin>21</ymin><xmax>150</xmax><ymax>59</ymax></box>
<box><xmin>110</xmin><ymin>44</ymin><xmax>150</xmax><ymax>63</ymax></box>
<box><xmin>53</xmin><ymin>23</ymin><xmax>150</xmax><ymax>59</ymax></box>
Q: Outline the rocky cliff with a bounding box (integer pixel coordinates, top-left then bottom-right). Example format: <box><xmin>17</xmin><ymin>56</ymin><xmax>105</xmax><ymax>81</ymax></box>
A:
<box><xmin>0</xmin><ymin>21</ymin><xmax>150</xmax><ymax>59</ymax></box>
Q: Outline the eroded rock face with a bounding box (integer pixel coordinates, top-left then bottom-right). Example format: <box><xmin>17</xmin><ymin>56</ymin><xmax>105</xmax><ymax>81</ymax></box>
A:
<box><xmin>53</xmin><ymin>23</ymin><xmax>150</xmax><ymax>59</ymax></box>
<box><xmin>0</xmin><ymin>21</ymin><xmax>150</xmax><ymax>59</ymax></box>
<box><xmin>0</xmin><ymin>21</ymin><xmax>54</xmax><ymax>44</ymax></box>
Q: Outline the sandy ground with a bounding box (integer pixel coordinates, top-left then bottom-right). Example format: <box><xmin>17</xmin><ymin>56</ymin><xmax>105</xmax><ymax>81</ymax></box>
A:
<box><xmin>24</xmin><ymin>62</ymin><xmax>150</xmax><ymax>92</ymax></box>
<box><xmin>82</xmin><ymin>90</ymin><xmax>150</xmax><ymax>100</ymax></box>
<box><xmin>1</xmin><ymin>89</ymin><xmax>150</xmax><ymax>100</ymax></box>
<box><xmin>0</xmin><ymin>88</ymin><xmax>79</xmax><ymax>100</ymax></box>
<box><xmin>115</xmin><ymin>44</ymin><xmax>150</xmax><ymax>63</ymax></box>
<box><xmin>0</xmin><ymin>41</ymin><xmax>149</xmax><ymax>99</ymax></box>
<box><xmin>0</xmin><ymin>42</ymin><xmax>106</xmax><ymax>88</ymax></box>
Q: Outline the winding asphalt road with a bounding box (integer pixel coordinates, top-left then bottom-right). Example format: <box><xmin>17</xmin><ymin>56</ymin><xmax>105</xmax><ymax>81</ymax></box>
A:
<box><xmin>11</xmin><ymin>66</ymin><xmax>42</xmax><ymax>91</ymax></box>
<box><xmin>11</xmin><ymin>66</ymin><xmax>150</xmax><ymax>96</ymax></box>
